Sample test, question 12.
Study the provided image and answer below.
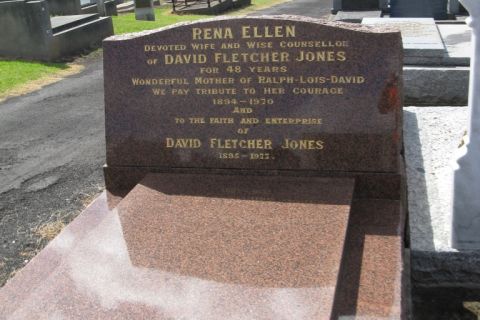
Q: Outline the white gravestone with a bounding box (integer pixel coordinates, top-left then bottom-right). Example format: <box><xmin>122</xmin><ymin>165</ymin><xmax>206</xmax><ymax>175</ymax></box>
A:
<box><xmin>452</xmin><ymin>0</ymin><xmax>480</xmax><ymax>250</ymax></box>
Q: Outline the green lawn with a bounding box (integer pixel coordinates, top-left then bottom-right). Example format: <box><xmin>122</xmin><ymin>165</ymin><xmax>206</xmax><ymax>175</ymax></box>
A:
<box><xmin>112</xmin><ymin>7</ymin><xmax>207</xmax><ymax>35</ymax></box>
<box><xmin>0</xmin><ymin>61</ymin><xmax>68</xmax><ymax>97</ymax></box>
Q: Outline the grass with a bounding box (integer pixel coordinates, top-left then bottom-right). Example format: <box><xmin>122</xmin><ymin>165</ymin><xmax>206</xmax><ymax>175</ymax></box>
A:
<box><xmin>0</xmin><ymin>61</ymin><xmax>68</xmax><ymax>97</ymax></box>
<box><xmin>35</xmin><ymin>220</ymin><xmax>66</xmax><ymax>241</ymax></box>
<box><xmin>112</xmin><ymin>6</ymin><xmax>208</xmax><ymax>34</ymax></box>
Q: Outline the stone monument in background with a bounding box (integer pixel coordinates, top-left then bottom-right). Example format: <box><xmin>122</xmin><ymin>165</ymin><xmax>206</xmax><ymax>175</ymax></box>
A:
<box><xmin>390</xmin><ymin>0</ymin><xmax>449</xmax><ymax>20</ymax></box>
<box><xmin>332</xmin><ymin>0</ymin><xmax>388</xmax><ymax>12</ymax></box>
<box><xmin>135</xmin><ymin>0</ymin><xmax>155</xmax><ymax>21</ymax></box>
<box><xmin>452</xmin><ymin>0</ymin><xmax>480</xmax><ymax>250</ymax></box>
<box><xmin>0</xmin><ymin>0</ymin><xmax>113</xmax><ymax>61</ymax></box>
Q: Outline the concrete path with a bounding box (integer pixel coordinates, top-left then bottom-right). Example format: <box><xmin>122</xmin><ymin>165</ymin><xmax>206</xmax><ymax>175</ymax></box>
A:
<box><xmin>0</xmin><ymin>57</ymin><xmax>106</xmax><ymax>286</ymax></box>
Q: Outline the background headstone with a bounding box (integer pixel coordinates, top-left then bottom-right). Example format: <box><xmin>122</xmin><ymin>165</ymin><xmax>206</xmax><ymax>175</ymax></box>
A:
<box><xmin>97</xmin><ymin>0</ymin><xmax>106</xmax><ymax>15</ymax></box>
<box><xmin>342</xmin><ymin>0</ymin><xmax>380</xmax><ymax>10</ymax></box>
<box><xmin>135</xmin><ymin>0</ymin><xmax>154</xmax><ymax>21</ymax></box>
<box><xmin>332</xmin><ymin>0</ymin><xmax>388</xmax><ymax>12</ymax></box>
<box><xmin>391</xmin><ymin>0</ymin><xmax>449</xmax><ymax>20</ymax></box>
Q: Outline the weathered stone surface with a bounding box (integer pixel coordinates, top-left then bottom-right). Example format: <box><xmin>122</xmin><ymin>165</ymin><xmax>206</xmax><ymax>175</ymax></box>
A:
<box><xmin>104</xmin><ymin>16</ymin><xmax>403</xmax><ymax>174</ymax></box>
<box><xmin>438</xmin><ymin>23</ymin><xmax>471</xmax><ymax>66</ymax></box>
<box><xmin>334</xmin><ymin>10</ymin><xmax>382</xmax><ymax>23</ymax></box>
<box><xmin>403</xmin><ymin>66</ymin><xmax>469</xmax><ymax>106</ymax></box>
<box><xmin>363</xmin><ymin>18</ymin><xmax>445</xmax><ymax>64</ymax></box>
<box><xmin>403</xmin><ymin>107</ymin><xmax>480</xmax><ymax>286</ymax></box>
<box><xmin>0</xmin><ymin>0</ymin><xmax>113</xmax><ymax>61</ymax></box>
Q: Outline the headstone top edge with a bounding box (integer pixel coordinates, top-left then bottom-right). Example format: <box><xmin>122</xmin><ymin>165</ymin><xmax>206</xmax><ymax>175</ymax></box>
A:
<box><xmin>104</xmin><ymin>15</ymin><xmax>402</xmax><ymax>42</ymax></box>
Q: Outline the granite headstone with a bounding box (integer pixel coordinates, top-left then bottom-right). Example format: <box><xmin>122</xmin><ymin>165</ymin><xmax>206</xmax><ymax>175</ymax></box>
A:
<box><xmin>104</xmin><ymin>16</ymin><xmax>403</xmax><ymax>194</ymax></box>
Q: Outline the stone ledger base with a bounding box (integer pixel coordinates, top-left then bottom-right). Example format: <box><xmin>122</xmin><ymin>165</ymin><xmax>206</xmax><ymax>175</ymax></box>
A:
<box><xmin>0</xmin><ymin>173</ymin><xmax>407</xmax><ymax>319</ymax></box>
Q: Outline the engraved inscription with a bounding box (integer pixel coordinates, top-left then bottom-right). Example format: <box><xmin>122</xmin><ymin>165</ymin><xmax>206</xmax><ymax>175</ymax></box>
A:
<box><xmin>104</xmin><ymin>17</ymin><xmax>403</xmax><ymax>172</ymax></box>
<box><xmin>132</xmin><ymin>23</ymin><xmax>370</xmax><ymax>162</ymax></box>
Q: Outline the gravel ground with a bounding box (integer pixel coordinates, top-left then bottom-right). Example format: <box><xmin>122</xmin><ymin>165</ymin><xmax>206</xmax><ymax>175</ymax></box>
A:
<box><xmin>0</xmin><ymin>54</ymin><xmax>106</xmax><ymax>286</ymax></box>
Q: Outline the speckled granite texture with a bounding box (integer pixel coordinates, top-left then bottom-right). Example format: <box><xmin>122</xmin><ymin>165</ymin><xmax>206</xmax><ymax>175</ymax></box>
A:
<box><xmin>104</xmin><ymin>16</ymin><xmax>403</xmax><ymax>186</ymax></box>
<box><xmin>404</xmin><ymin>107</ymin><xmax>480</xmax><ymax>287</ymax></box>
<box><xmin>0</xmin><ymin>174</ymin><xmax>406</xmax><ymax>319</ymax></box>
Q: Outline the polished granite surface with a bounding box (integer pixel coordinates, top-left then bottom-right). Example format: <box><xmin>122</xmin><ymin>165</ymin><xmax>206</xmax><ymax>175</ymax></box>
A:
<box><xmin>0</xmin><ymin>174</ymin><xmax>405</xmax><ymax>319</ymax></box>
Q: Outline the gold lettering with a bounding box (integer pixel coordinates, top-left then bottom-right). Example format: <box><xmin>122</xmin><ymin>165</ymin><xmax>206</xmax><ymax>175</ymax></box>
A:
<box><xmin>295</xmin><ymin>50</ymin><xmax>347</xmax><ymax>62</ymax></box>
<box><xmin>192</xmin><ymin>27</ymin><xmax>233</xmax><ymax>40</ymax></box>
<box><xmin>164</xmin><ymin>54</ymin><xmax>207</xmax><ymax>65</ymax></box>
<box><xmin>241</xmin><ymin>25</ymin><xmax>295</xmax><ymax>38</ymax></box>
<box><xmin>292</xmin><ymin>87</ymin><xmax>344</xmax><ymax>95</ymax></box>
<box><xmin>192</xmin><ymin>28</ymin><xmax>202</xmax><ymax>40</ymax></box>
<box><xmin>281</xmin><ymin>139</ymin><xmax>325</xmax><ymax>150</ymax></box>
<box><xmin>210</xmin><ymin>138</ymin><xmax>273</xmax><ymax>150</ymax></box>
<box><xmin>213</xmin><ymin>52</ymin><xmax>290</xmax><ymax>63</ymax></box>
<box><xmin>165</xmin><ymin>138</ymin><xmax>202</xmax><ymax>148</ymax></box>
<box><xmin>264</xmin><ymin>118</ymin><xmax>322</xmax><ymax>125</ymax></box>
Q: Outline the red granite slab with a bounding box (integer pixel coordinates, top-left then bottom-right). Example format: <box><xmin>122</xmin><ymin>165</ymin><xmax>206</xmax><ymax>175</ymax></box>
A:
<box><xmin>333</xmin><ymin>199</ymin><xmax>407</xmax><ymax>319</ymax></box>
<box><xmin>0</xmin><ymin>174</ymin><xmax>353</xmax><ymax>319</ymax></box>
<box><xmin>117</xmin><ymin>173</ymin><xmax>354</xmax><ymax>292</ymax></box>
<box><xmin>0</xmin><ymin>174</ymin><xmax>406</xmax><ymax>319</ymax></box>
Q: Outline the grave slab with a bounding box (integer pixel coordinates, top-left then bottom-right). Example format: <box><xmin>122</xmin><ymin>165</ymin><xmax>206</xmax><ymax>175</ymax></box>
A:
<box><xmin>0</xmin><ymin>174</ymin><xmax>406</xmax><ymax>319</ymax></box>
<box><xmin>362</xmin><ymin>18</ymin><xmax>446</xmax><ymax>65</ymax></box>
<box><xmin>333</xmin><ymin>10</ymin><xmax>382</xmax><ymax>23</ymax></box>
<box><xmin>437</xmin><ymin>23</ymin><xmax>471</xmax><ymax>65</ymax></box>
<box><xmin>403</xmin><ymin>66</ymin><xmax>469</xmax><ymax>105</ymax></box>
<box><xmin>118</xmin><ymin>174</ymin><xmax>355</xmax><ymax>316</ymax></box>
<box><xmin>50</xmin><ymin>13</ymin><xmax>100</xmax><ymax>33</ymax></box>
